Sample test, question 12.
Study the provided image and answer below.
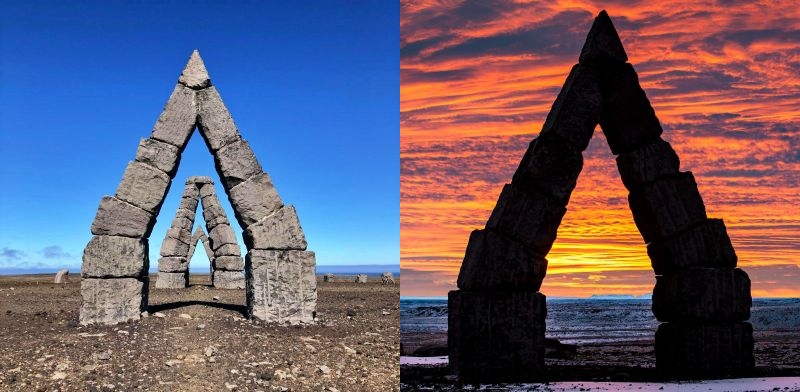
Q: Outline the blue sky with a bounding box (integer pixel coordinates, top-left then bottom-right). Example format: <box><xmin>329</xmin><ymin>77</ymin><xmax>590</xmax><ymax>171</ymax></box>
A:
<box><xmin>0</xmin><ymin>1</ymin><xmax>399</xmax><ymax>273</ymax></box>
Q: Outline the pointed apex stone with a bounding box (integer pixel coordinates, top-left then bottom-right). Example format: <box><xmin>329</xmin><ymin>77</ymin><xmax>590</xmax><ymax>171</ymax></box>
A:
<box><xmin>579</xmin><ymin>10</ymin><xmax>628</xmax><ymax>63</ymax></box>
<box><xmin>179</xmin><ymin>50</ymin><xmax>211</xmax><ymax>89</ymax></box>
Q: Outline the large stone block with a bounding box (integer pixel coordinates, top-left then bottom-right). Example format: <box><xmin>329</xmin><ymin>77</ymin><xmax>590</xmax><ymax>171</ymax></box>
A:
<box><xmin>155</xmin><ymin>271</ymin><xmax>188</xmax><ymax>288</ymax></box>
<box><xmin>150</xmin><ymin>84</ymin><xmax>197</xmax><ymax>149</ymax></box>
<box><xmin>648</xmin><ymin>219</ymin><xmax>737</xmax><ymax>275</ymax></box>
<box><xmin>214</xmin><ymin>243</ymin><xmax>242</xmax><ymax>257</ymax></box>
<box><xmin>196</xmin><ymin>86</ymin><xmax>241</xmax><ymax>152</ymax></box>
<box><xmin>616</xmin><ymin>139</ymin><xmax>680</xmax><ymax>190</ymax></box>
<box><xmin>171</xmin><ymin>215</ymin><xmax>195</xmax><ymax>233</ymax></box>
<box><xmin>207</xmin><ymin>224</ymin><xmax>238</xmax><ymax>251</ymax></box>
<box><xmin>628</xmin><ymin>172</ymin><xmax>707</xmax><ymax>243</ymax></box>
<box><xmin>165</xmin><ymin>227</ymin><xmax>192</xmax><ymax>245</ymax></box>
<box><xmin>213</xmin><ymin>139</ymin><xmax>263</xmax><ymax>190</ymax></box>
<box><xmin>91</xmin><ymin>196</ymin><xmax>156</xmax><ymax>238</ymax></box>
<box><xmin>511</xmin><ymin>133</ymin><xmax>583</xmax><ymax>204</ymax></box>
<box><xmin>246</xmin><ymin>250</ymin><xmax>316</xmax><ymax>323</ymax></box>
<box><xmin>449</xmin><ymin>290</ymin><xmax>546</xmax><ymax>383</ymax></box>
<box><xmin>198</xmin><ymin>182</ymin><xmax>216</xmax><ymax>199</ymax></box>
<box><xmin>115</xmin><ymin>161</ymin><xmax>171</xmax><ymax>214</ymax></box>
<box><xmin>214</xmin><ymin>255</ymin><xmax>244</xmax><ymax>271</ymax></box>
<box><xmin>243</xmin><ymin>205</ymin><xmax>307</xmax><ymax>250</ymax></box>
<box><xmin>655</xmin><ymin>322</ymin><xmax>755</xmax><ymax>377</ymax></box>
<box><xmin>598</xmin><ymin>63</ymin><xmax>663</xmax><ymax>154</ymax></box>
<box><xmin>201</xmin><ymin>197</ymin><xmax>229</xmax><ymax>229</ymax></box>
<box><xmin>178</xmin><ymin>195</ymin><xmax>199</xmax><ymax>213</ymax></box>
<box><xmin>79</xmin><ymin>277</ymin><xmax>147</xmax><ymax>325</ymax></box>
<box><xmin>134</xmin><ymin>138</ymin><xmax>181</xmax><ymax>177</ymax></box>
<box><xmin>160</xmin><ymin>236</ymin><xmax>190</xmax><ymax>257</ymax></box>
<box><xmin>82</xmin><ymin>235</ymin><xmax>148</xmax><ymax>278</ymax></box>
<box><xmin>539</xmin><ymin>63</ymin><xmax>601</xmax><ymax>151</ymax></box>
<box><xmin>652</xmin><ymin>268</ymin><xmax>751</xmax><ymax>322</ymax></box>
<box><xmin>213</xmin><ymin>270</ymin><xmax>245</xmax><ymax>289</ymax></box>
<box><xmin>456</xmin><ymin>229</ymin><xmax>547</xmax><ymax>291</ymax></box>
<box><xmin>228</xmin><ymin>172</ymin><xmax>284</xmax><ymax>229</ymax></box>
<box><xmin>174</xmin><ymin>207</ymin><xmax>196</xmax><ymax>222</ymax></box>
<box><xmin>158</xmin><ymin>256</ymin><xmax>188</xmax><ymax>273</ymax></box>
<box><xmin>178</xmin><ymin>51</ymin><xmax>211</xmax><ymax>90</ymax></box>
<box><xmin>486</xmin><ymin>183</ymin><xmax>567</xmax><ymax>255</ymax></box>
<box><xmin>579</xmin><ymin>11</ymin><xmax>628</xmax><ymax>63</ymax></box>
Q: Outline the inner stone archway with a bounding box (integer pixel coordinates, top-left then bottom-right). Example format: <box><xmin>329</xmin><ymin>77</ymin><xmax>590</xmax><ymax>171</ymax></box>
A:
<box><xmin>80</xmin><ymin>51</ymin><xmax>316</xmax><ymax>326</ymax></box>
<box><xmin>448</xmin><ymin>11</ymin><xmax>754</xmax><ymax>382</ymax></box>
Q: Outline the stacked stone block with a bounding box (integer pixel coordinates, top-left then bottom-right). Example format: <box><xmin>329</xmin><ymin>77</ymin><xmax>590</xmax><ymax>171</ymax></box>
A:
<box><xmin>187</xmin><ymin>226</ymin><xmax>214</xmax><ymax>275</ymax></box>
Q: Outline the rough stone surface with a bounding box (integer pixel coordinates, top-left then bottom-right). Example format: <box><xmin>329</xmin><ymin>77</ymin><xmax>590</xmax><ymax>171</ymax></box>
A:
<box><xmin>91</xmin><ymin>196</ymin><xmax>156</xmax><ymax>238</ymax></box>
<box><xmin>214</xmin><ymin>243</ymin><xmax>242</xmax><ymax>257</ymax></box>
<box><xmin>197</xmin><ymin>86</ymin><xmax>241</xmax><ymax>151</ymax></box>
<box><xmin>213</xmin><ymin>139</ymin><xmax>263</xmax><ymax>190</ymax></box>
<box><xmin>198</xmin><ymin>182</ymin><xmax>216</xmax><ymax>199</ymax></box>
<box><xmin>174</xmin><ymin>207</ymin><xmax>196</xmax><ymax>222</ymax></box>
<box><xmin>201</xmin><ymin>198</ymin><xmax>229</xmax><ymax>230</ymax></box>
<box><xmin>158</xmin><ymin>256</ymin><xmax>188</xmax><ymax>273</ymax></box>
<box><xmin>598</xmin><ymin>63</ymin><xmax>663</xmax><ymax>154</ymax></box>
<box><xmin>179</xmin><ymin>194</ymin><xmax>199</xmax><ymax>213</ymax></box>
<box><xmin>457</xmin><ymin>229</ymin><xmax>548</xmax><ymax>291</ymax></box>
<box><xmin>187</xmin><ymin>176</ymin><xmax>214</xmax><ymax>184</ymax></box>
<box><xmin>213</xmin><ymin>270</ymin><xmax>245</xmax><ymax>290</ymax></box>
<box><xmin>228</xmin><ymin>172</ymin><xmax>284</xmax><ymax>229</ymax></box>
<box><xmin>171</xmin><ymin>215</ymin><xmax>195</xmax><ymax>233</ymax></box>
<box><xmin>82</xmin><ymin>236</ymin><xmax>148</xmax><ymax>278</ymax></box>
<box><xmin>648</xmin><ymin>219</ymin><xmax>737</xmax><ymax>275</ymax></box>
<box><xmin>214</xmin><ymin>255</ymin><xmax>244</xmax><ymax>271</ymax></box>
<box><xmin>486</xmin><ymin>183</ymin><xmax>567</xmax><ymax>255</ymax></box>
<box><xmin>381</xmin><ymin>272</ymin><xmax>395</xmax><ymax>285</ymax></box>
<box><xmin>539</xmin><ymin>63</ymin><xmax>601</xmax><ymax>151</ymax></box>
<box><xmin>246</xmin><ymin>250</ymin><xmax>316</xmax><ymax>323</ymax></box>
<box><xmin>323</xmin><ymin>273</ymin><xmax>334</xmax><ymax>282</ymax></box>
<box><xmin>178</xmin><ymin>50</ymin><xmax>211</xmax><ymax>90</ymax></box>
<box><xmin>134</xmin><ymin>138</ymin><xmax>181</xmax><ymax>177</ymax></box>
<box><xmin>355</xmin><ymin>274</ymin><xmax>368</xmax><ymax>283</ymax></box>
<box><xmin>616</xmin><ymin>139</ymin><xmax>680</xmax><ymax>190</ymax></box>
<box><xmin>243</xmin><ymin>205</ymin><xmax>307</xmax><ymax>250</ymax></box>
<box><xmin>652</xmin><ymin>268</ymin><xmax>751</xmax><ymax>322</ymax></box>
<box><xmin>628</xmin><ymin>172</ymin><xmax>708</xmax><ymax>243</ymax></box>
<box><xmin>511</xmin><ymin>133</ymin><xmax>583</xmax><ymax>204</ymax></box>
<box><xmin>155</xmin><ymin>272</ymin><xmax>188</xmax><ymax>289</ymax></box>
<box><xmin>160</xmin><ymin>236</ymin><xmax>190</xmax><ymax>257</ymax></box>
<box><xmin>208</xmin><ymin>224</ymin><xmax>238</xmax><ymax>251</ymax></box>
<box><xmin>150</xmin><ymin>84</ymin><xmax>197</xmax><ymax>149</ymax></box>
<box><xmin>655</xmin><ymin>322</ymin><xmax>755</xmax><ymax>376</ymax></box>
<box><xmin>79</xmin><ymin>278</ymin><xmax>147</xmax><ymax>325</ymax></box>
<box><xmin>115</xmin><ymin>161</ymin><xmax>172</xmax><ymax>214</ymax></box>
<box><xmin>165</xmin><ymin>227</ymin><xmax>192</xmax><ymax>245</ymax></box>
<box><xmin>54</xmin><ymin>269</ymin><xmax>69</xmax><ymax>284</ymax></box>
<box><xmin>579</xmin><ymin>10</ymin><xmax>628</xmax><ymax>63</ymax></box>
<box><xmin>449</xmin><ymin>290</ymin><xmax>546</xmax><ymax>383</ymax></box>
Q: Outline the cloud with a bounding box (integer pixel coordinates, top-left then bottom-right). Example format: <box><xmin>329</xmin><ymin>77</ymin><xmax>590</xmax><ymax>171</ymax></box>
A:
<box><xmin>1</xmin><ymin>247</ymin><xmax>26</xmax><ymax>261</ymax></box>
<box><xmin>40</xmin><ymin>245</ymin><xmax>72</xmax><ymax>259</ymax></box>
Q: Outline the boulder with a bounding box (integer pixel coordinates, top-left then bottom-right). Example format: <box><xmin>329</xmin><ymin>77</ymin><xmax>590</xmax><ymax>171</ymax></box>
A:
<box><xmin>655</xmin><ymin>322</ymin><xmax>755</xmax><ymax>377</ymax></box>
<box><xmin>134</xmin><ymin>138</ymin><xmax>181</xmax><ymax>177</ymax></box>
<box><xmin>165</xmin><ymin>227</ymin><xmax>192</xmax><ymax>245</ymax></box>
<box><xmin>246</xmin><ymin>250</ymin><xmax>316</xmax><ymax>323</ymax></box>
<box><xmin>323</xmin><ymin>273</ymin><xmax>335</xmax><ymax>282</ymax></box>
<box><xmin>196</xmin><ymin>86</ymin><xmax>241</xmax><ymax>151</ymax></box>
<box><xmin>381</xmin><ymin>272</ymin><xmax>395</xmax><ymax>285</ymax></box>
<box><xmin>355</xmin><ymin>274</ymin><xmax>368</xmax><ymax>283</ymax></box>
<box><xmin>207</xmin><ymin>224</ymin><xmax>238</xmax><ymax>251</ymax></box>
<box><xmin>243</xmin><ymin>205</ymin><xmax>307</xmax><ymax>250</ymax></box>
<box><xmin>91</xmin><ymin>196</ymin><xmax>156</xmax><ymax>238</ymax></box>
<box><xmin>54</xmin><ymin>269</ymin><xmax>69</xmax><ymax>284</ymax></box>
<box><xmin>648</xmin><ymin>219</ymin><xmax>737</xmax><ymax>275</ymax></box>
<box><xmin>213</xmin><ymin>139</ymin><xmax>263</xmax><ymax>190</ymax></box>
<box><xmin>115</xmin><ymin>161</ymin><xmax>171</xmax><ymax>214</ymax></box>
<box><xmin>511</xmin><ymin>133</ymin><xmax>583</xmax><ymax>204</ymax></box>
<box><xmin>150</xmin><ymin>84</ymin><xmax>197</xmax><ymax>149</ymax></box>
<box><xmin>228</xmin><ymin>172</ymin><xmax>284</xmax><ymax>229</ymax></box>
<box><xmin>214</xmin><ymin>255</ymin><xmax>244</xmax><ymax>271</ymax></box>
<box><xmin>486</xmin><ymin>183</ymin><xmax>567</xmax><ymax>255</ymax></box>
<box><xmin>158</xmin><ymin>256</ymin><xmax>188</xmax><ymax>273</ymax></box>
<box><xmin>539</xmin><ymin>63</ymin><xmax>601</xmax><ymax>151</ymax></box>
<box><xmin>214</xmin><ymin>243</ymin><xmax>242</xmax><ymax>257</ymax></box>
<box><xmin>213</xmin><ymin>270</ymin><xmax>245</xmax><ymax>290</ymax></box>
<box><xmin>628</xmin><ymin>172</ymin><xmax>707</xmax><ymax>243</ymax></box>
<box><xmin>155</xmin><ymin>271</ymin><xmax>188</xmax><ymax>288</ymax></box>
<box><xmin>652</xmin><ymin>268</ymin><xmax>751</xmax><ymax>322</ymax></box>
<box><xmin>616</xmin><ymin>139</ymin><xmax>680</xmax><ymax>190</ymax></box>
<box><xmin>456</xmin><ymin>229</ymin><xmax>547</xmax><ymax>291</ymax></box>
<box><xmin>79</xmin><ymin>277</ymin><xmax>147</xmax><ymax>325</ymax></box>
<box><xmin>160</xmin><ymin>236</ymin><xmax>190</xmax><ymax>257</ymax></box>
<box><xmin>82</xmin><ymin>236</ymin><xmax>148</xmax><ymax>278</ymax></box>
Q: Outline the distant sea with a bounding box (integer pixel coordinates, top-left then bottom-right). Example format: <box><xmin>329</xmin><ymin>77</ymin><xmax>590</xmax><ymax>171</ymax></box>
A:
<box><xmin>401</xmin><ymin>297</ymin><xmax>800</xmax><ymax>345</ymax></box>
<box><xmin>0</xmin><ymin>264</ymin><xmax>400</xmax><ymax>278</ymax></box>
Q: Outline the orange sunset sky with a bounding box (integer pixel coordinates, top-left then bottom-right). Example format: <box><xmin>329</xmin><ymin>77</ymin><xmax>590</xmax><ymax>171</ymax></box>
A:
<box><xmin>400</xmin><ymin>0</ymin><xmax>800</xmax><ymax>297</ymax></box>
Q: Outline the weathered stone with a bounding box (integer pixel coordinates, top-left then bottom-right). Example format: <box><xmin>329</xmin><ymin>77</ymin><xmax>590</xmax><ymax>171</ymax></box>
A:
<box><xmin>171</xmin><ymin>215</ymin><xmax>195</xmax><ymax>232</ymax></box>
<box><xmin>486</xmin><ymin>183</ymin><xmax>567</xmax><ymax>255</ymax></box>
<box><xmin>616</xmin><ymin>139</ymin><xmax>680</xmax><ymax>190</ymax></box>
<box><xmin>155</xmin><ymin>271</ymin><xmax>188</xmax><ymax>288</ymax></box>
<box><xmin>323</xmin><ymin>273</ymin><xmax>335</xmax><ymax>282</ymax></box>
<box><xmin>179</xmin><ymin>195</ymin><xmax>199</xmax><ymax>213</ymax></box>
<box><xmin>228</xmin><ymin>172</ymin><xmax>284</xmax><ymax>229</ymax></box>
<box><xmin>174</xmin><ymin>208</ymin><xmax>196</xmax><ymax>222</ymax></box>
<box><xmin>158</xmin><ymin>256</ymin><xmax>188</xmax><ymax>273</ymax></box>
<box><xmin>197</xmin><ymin>86</ymin><xmax>241</xmax><ymax>151</ymax></box>
<box><xmin>579</xmin><ymin>10</ymin><xmax>628</xmax><ymax>63</ymax></box>
<box><xmin>648</xmin><ymin>219</ymin><xmax>737</xmax><ymax>275</ymax></box>
<box><xmin>187</xmin><ymin>226</ymin><xmax>210</xmax><ymax>261</ymax></box>
<box><xmin>354</xmin><ymin>274</ymin><xmax>368</xmax><ymax>283</ymax></box>
<box><xmin>134</xmin><ymin>138</ymin><xmax>181</xmax><ymax>177</ymax></box>
<box><xmin>381</xmin><ymin>272</ymin><xmax>395</xmax><ymax>285</ymax></box>
<box><xmin>198</xmin><ymin>182</ymin><xmax>216</xmax><ymax>199</ymax></box>
<box><xmin>246</xmin><ymin>250</ymin><xmax>316</xmax><ymax>323</ymax></box>
<box><xmin>456</xmin><ymin>229</ymin><xmax>548</xmax><ymax>291</ymax></box>
<box><xmin>214</xmin><ymin>243</ymin><xmax>242</xmax><ymax>257</ymax></box>
<box><xmin>628</xmin><ymin>172</ymin><xmax>707</xmax><ymax>243</ymax></box>
<box><xmin>79</xmin><ymin>278</ymin><xmax>147</xmax><ymax>325</ymax></box>
<box><xmin>115</xmin><ymin>161</ymin><xmax>171</xmax><ymax>214</ymax></box>
<box><xmin>165</xmin><ymin>227</ymin><xmax>192</xmax><ymax>245</ymax></box>
<box><xmin>449</xmin><ymin>290</ymin><xmax>546</xmax><ymax>383</ymax></box>
<box><xmin>213</xmin><ymin>139</ymin><xmax>263</xmax><ymax>190</ymax></box>
<box><xmin>201</xmin><ymin>198</ymin><xmax>228</xmax><ymax>226</ymax></box>
<box><xmin>160</xmin><ymin>236</ymin><xmax>190</xmax><ymax>257</ymax></box>
<box><xmin>82</xmin><ymin>235</ymin><xmax>148</xmax><ymax>278</ymax></box>
<box><xmin>208</xmin><ymin>224</ymin><xmax>238</xmax><ymax>251</ymax></box>
<box><xmin>213</xmin><ymin>270</ymin><xmax>245</xmax><ymax>290</ymax></box>
<box><xmin>244</xmin><ymin>205</ymin><xmax>307</xmax><ymax>250</ymax></box>
<box><xmin>150</xmin><ymin>84</ymin><xmax>197</xmax><ymax>149</ymax></box>
<box><xmin>511</xmin><ymin>133</ymin><xmax>583</xmax><ymax>204</ymax></box>
<box><xmin>187</xmin><ymin>176</ymin><xmax>213</xmax><ymax>184</ymax></box>
<box><xmin>214</xmin><ymin>255</ymin><xmax>244</xmax><ymax>271</ymax></box>
<box><xmin>178</xmin><ymin>50</ymin><xmax>211</xmax><ymax>90</ymax></box>
<box><xmin>598</xmin><ymin>63</ymin><xmax>663</xmax><ymax>154</ymax></box>
<box><xmin>54</xmin><ymin>269</ymin><xmax>69</xmax><ymax>284</ymax></box>
<box><xmin>91</xmin><ymin>196</ymin><xmax>156</xmax><ymax>238</ymax></box>
<box><xmin>655</xmin><ymin>322</ymin><xmax>754</xmax><ymax>376</ymax></box>
<box><xmin>652</xmin><ymin>268</ymin><xmax>751</xmax><ymax>322</ymax></box>
<box><xmin>539</xmin><ymin>64</ymin><xmax>601</xmax><ymax>151</ymax></box>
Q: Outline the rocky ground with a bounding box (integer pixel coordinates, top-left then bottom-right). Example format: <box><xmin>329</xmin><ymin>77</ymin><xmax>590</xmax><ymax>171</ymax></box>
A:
<box><xmin>0</xmin><ymin>274</ymin><xmax>399</xmax><ymax>391</ymax></box>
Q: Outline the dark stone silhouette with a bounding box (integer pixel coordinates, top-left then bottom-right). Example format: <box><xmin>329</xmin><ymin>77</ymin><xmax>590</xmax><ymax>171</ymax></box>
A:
<box><xmin>448</xmin><ymin>10</ymin><xmax>754</xmax><ymax>382</ymax></box>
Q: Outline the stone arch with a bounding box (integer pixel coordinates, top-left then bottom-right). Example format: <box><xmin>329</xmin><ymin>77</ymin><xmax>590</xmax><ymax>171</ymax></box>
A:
<box><xmin>448</xmin><ymin>11</ymin><xmax>753</xmax><ymax>382</ymax></box>
<box><xmin>80</xmin><ymin>51</ymin><xmax>316</xmax><ymax>326</ymax></box>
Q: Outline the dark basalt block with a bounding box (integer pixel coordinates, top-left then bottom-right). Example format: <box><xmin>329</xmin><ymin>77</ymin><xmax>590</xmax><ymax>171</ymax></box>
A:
<box><xmin>456</xmin><ymin>229</ymin><xmax>547</xmax><ymax>291</ymax></box>
<box><xmin>511</xmin><ymin>133</ymin><xmax>583</xmax><ymax>205</ymax></box>
<box><xmin>616</xmin><ymin>138</ymin><xmax>680</xmax><ymax>190</ymax></box>
<box><xmin>539</xmin><ymin>63</ymin><xmax>601</xmax><ymax>151</ymax></box>
<box><xmin>652</xmin><ymin>268</ymin><xmax>751</xmax><ymax>323</ymax></box>
<box><xmin>655</xmin><ymin>322</ymin><xmax>755</xmax><ymax>377</ymax></box>
<box><xmin>628</xmin><ymin>172</ymin><xmax>707</xmax><ymax>243</ymax></box>
<box><xmin>648</xmin><ymin>219</ymin><xmax>737</xmax><ymax>275</ymax></box>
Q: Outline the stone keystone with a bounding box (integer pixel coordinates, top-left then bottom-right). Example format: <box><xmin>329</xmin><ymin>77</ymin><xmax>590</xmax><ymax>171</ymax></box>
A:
<box><xmin>179</xmin><ymin>50</ymin><xmax>211</xmax><ymax>90</ymax></box>
<box><xmin>579</xmin><ymin>10</ymin><xmax>628</xmax><ymax>63</ymax></box>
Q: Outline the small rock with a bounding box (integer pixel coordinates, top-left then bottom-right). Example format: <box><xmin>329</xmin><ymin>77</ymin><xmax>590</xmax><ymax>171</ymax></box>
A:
<box><xmin>305</xmin><ymin>344</ymin><xmax>316</xmax><ymax>352</ymax></box>
<box><xmin>82</xmin><ymin>364</ymin><xmax>97</xmax><ymax>371</ymax></box>
<box><xmin>197</xmin><ymin>324</ymin><xmax>206</xmax><ymax>330</ymax></box>
<box><xmin>212</xmin><ymin>296</ymin><xmax>220</xmax><ymax>301</ymax></box>
<box><xmin>165</xmin><ymin>360</ymin><xmax>183</xmax><ymax>367</ymax></box>
<box><xmin>51</xmin><ymin>371</ymin><xmax>67</xmax><ymax>380</ymax></box>
<box><xmin>154</xmin><ymin>312</ymin><xmax>166</xmax><ymax>318</ymax></box>
<box><xmin>225</xmin><ymin>383</ymin><xmax>237</xmax><ymax>390</ymax></box>
<box><xmin>208</xmin><ymin>357</ymin><xmax>216</xmax><ymax>363</ymax></box>
<box><xmin>204</xmin><ymin>346</ymin><xmax>217</xmax><ymax>357</ymax></box>
<box><xmin>178</xmin><ymin>313</ymin><xmax>192</xmax><ymax>319</ymax></box>
<box><xmin>381</xmin><ymin>310</ymin><xmax>390</xmax><ymax>315</ymax></box>
<box><xmin>260</xmin><ymin>370</ymin><xmax>274</xmax><ymax>381</ymax></box>
<box><xmin>140</xmin><ymin>311</ymin><xmax>149</xmax><ymax>318</ymax></box>
<box><xmin>318</xmin><ymin>365</ymin><xmax>331</xmax><ymax>375</ymax></box>
<box><xmin>342</xmin><ymin>345</ymin><xmax>357</xmax><ymax>355</ymax></box>
<box><xmin>96</xmin><ymin>351</ymin><xmax>111</xmax><ymax>361</ymax></box>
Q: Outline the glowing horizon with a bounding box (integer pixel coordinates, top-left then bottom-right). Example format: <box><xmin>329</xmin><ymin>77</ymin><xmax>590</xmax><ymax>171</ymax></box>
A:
<box><xmin>401</xmin><ymin>1</ymin><xmax>800</xmax><ymax>298</ymax></box>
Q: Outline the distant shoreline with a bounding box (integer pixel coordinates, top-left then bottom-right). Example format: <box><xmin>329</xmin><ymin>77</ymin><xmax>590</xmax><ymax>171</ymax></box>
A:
<box><xmin>0</xmin><ymin>264</ymin><xmax>400</xmax><ymax>277</ymax></box>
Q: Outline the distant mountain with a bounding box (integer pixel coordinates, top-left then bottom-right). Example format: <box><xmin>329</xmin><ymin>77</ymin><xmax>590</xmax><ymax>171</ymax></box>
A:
<box><xmin>589</xmin><ymin>294</ymin><xmax>651</xmax><ymax>300</ymax></box>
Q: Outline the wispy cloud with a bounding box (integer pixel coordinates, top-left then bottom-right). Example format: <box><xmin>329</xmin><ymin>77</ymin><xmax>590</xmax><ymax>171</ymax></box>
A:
<box><xmin>0</xmin><ymin>247</ymin><xmax>26</xmax><ymax>261</ymax></box>
<box><xmin>40</xmin><ymin>245</ymin><xmax>72</xmax><ymax>259</ymax></box>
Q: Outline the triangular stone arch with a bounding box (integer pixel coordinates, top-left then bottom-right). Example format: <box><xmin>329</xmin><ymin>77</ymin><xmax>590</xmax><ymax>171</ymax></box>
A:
<box><xmin>155</xmin><ymin>176</ymin><xmax>245</xmax><ymax>290</ymax></box>
<box><xmin>80</xmin><ymin>51</ymin><xmax>316</xmax><ymax>326</ymax></box>
<box><xmin>449</xmin><ymin>11</ymin><xmax>753</xmax><ymax>381</ymax></box>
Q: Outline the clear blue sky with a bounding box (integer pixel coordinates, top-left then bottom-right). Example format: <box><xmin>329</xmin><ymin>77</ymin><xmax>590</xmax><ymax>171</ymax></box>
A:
<box><xmin>0</xmin><ymin>1</ymin><xmax>399</xmax><ymax>273</ymax></box>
